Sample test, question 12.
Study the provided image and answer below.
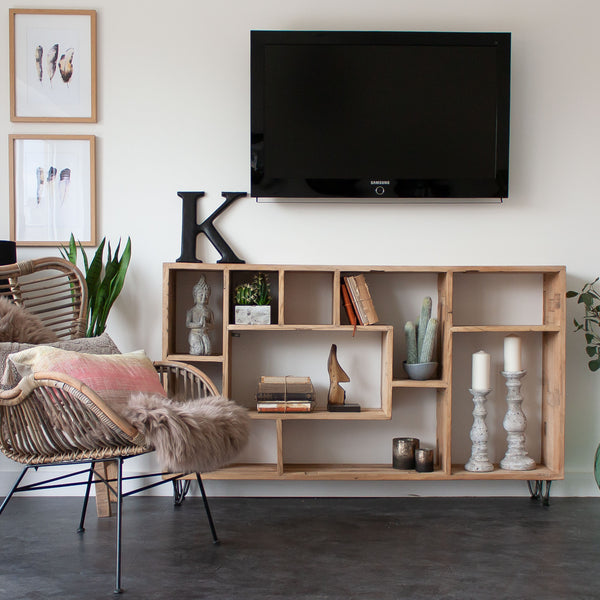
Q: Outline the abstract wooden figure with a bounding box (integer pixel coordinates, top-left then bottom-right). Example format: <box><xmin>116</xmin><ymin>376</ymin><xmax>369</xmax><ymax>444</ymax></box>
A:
<box><xmin>327</xmin><ymin>344</ymin><xmax>360</xmax><ymax>412</ymax></box>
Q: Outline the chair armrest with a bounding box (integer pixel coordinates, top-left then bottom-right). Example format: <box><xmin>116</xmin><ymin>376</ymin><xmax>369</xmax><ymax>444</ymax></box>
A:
<box><xmin>0</xmin><ymin>372</ymin><xmax>145</xmax><ymax>465</ymax></box>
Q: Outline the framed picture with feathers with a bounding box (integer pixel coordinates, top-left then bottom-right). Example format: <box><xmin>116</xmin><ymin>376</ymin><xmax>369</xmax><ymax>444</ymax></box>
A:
<box><xmin>9</xmin><ymin>9</ymin><xmax>97</xmax><ymax>122</ymax></box>
<box><xmin>9</xmin><ymin>134</ymin><xmax>96</xmax><ymax>246</ymax></box>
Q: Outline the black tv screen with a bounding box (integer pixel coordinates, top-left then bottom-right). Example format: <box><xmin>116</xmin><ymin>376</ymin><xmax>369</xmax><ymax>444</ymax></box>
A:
<box><xmin>251</xmin><ymin>31</ymin><xmax>511</xmax><ymax>200</ymax></box>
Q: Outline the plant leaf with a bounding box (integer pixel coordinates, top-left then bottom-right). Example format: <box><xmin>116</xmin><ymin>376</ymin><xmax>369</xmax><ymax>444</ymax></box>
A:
<box><xmin>579</xmin><ymin>292</ymin><xmax>595</xmax><ymax>307</ymax></box>
<box><xmin>589</xmin><ymin>358</ymin><xmax>600</xmax><ymax>372</ymax></box>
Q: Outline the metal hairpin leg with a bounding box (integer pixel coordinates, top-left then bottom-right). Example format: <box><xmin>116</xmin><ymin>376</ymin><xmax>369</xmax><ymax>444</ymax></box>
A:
<box><xmin>527</xmin><ymin>480</ymin><xmax>552</xmax><ymax>506</ymax></box>
<box><xmin>196</xmin><ymin>473</ymin><xmax>219</xmax><ymax>544</ymax></box>
<box><xmin>78</xmin><ymin>463</ymin><xmax>95</xmax><ymax>533</ymax></box>
<box><xmin>114</xmin><ymin>458</ymin><xmax>124</xmax><ymax>594</ymax></box>
<box><xmin>173</xmin><ymin>478</ymin><xmax>191</xmax><ymax>506</ymax></box>
<box><xmin>0</xmin><ymin>466</ymin><xmax>30</xmax><ymax>515</ymax></box>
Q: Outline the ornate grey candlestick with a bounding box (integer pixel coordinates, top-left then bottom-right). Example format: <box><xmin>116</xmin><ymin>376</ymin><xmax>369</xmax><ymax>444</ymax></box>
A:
<box><xmin>465</xmin><ymin>388</ymin><xmax>494</xmax><ymax>472</ymax></box>
<box><xmin>500</xmin><ymin>370</ymin><xmax>535</xmax><ymax>470</ymax></box>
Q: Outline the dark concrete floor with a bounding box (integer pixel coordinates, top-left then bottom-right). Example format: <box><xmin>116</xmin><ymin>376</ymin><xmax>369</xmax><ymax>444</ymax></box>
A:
<box><xmin>0</xmin><ymin>495</ymin><xmax>598</xmax><ymax>599</ymax></box>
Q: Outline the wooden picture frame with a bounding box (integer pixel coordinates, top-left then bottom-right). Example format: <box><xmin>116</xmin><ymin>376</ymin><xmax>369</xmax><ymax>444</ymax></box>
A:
<box><xmin>9</xmin><ymin>9</ymin><xmax>97</xmax><ymax>122</ymax></box>
<box><xmin>9</xmin><ymin>135</ymin><xmax>96</xmax><ymax>246</ymax></box>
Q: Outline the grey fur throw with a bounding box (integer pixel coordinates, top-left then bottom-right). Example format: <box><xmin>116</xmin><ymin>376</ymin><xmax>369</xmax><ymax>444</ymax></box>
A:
<box><xmin>125</xmin><ymin>393</ymin><xmax>250</xmax><ymax>474</ymax></box>
<box><xmin>0</xmin><ymin>297</ymin><xmax>58</xmax><ymax>344</ymax></box>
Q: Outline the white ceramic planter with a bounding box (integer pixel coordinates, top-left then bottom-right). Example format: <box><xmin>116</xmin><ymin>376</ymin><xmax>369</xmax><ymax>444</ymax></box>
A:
<box><xmin>234</xmin><ymin>305</ymin><xmax>271</xmax><ymax>325</ymax></box>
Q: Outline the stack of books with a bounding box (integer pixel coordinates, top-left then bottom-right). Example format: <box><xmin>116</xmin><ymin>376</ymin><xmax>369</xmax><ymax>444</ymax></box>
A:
<box><xmin>342</xmin><ymin>274</ymin><xmax>379</xmax><ymax>325</ymax></box>
<box><xmin>256</xmin><ymin>376</ymin><xmax>315</xmax><ymax>413</ymax></box>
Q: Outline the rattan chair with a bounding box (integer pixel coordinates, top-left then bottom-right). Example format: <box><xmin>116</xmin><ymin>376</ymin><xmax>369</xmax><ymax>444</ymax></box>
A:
<box><xmin>0</xmin><ymin>258</ymin><xmax>224</xmax><ymax>593</ymax></box>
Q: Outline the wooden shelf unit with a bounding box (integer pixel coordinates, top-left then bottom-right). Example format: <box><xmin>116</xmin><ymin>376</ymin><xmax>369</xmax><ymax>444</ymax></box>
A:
<box><xmin>163</xmin><ymin>264</ymin><xmax>566</xmax><ymax>483</ymax></box>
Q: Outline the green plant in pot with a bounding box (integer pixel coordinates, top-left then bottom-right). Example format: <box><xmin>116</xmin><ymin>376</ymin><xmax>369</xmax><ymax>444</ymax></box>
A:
<box><xmin>60</xmin><ymin>233</ymin><xmax>131</xmax><ymax>337</ymax></box>
<box><xmin>403</xmin><ymin>296</ymin><xmax>439</xmax><ymax>380</ymax></box>
<box><xmin>567</xmin><ymin>278</ymin><xmax>600</xmax><ymax>489</ymax></box>
<box><xmin>234</xmin><ymin>272</ymin><xmax>272</xmax><ymax>325</ymax></box>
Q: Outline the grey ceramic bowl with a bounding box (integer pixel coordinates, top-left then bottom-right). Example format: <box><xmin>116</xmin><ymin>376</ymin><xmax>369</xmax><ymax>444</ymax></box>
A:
<box><xmin>403</xmin><ymin>361</ymin><xmax>438</xmax><ymax>380</ymax></box>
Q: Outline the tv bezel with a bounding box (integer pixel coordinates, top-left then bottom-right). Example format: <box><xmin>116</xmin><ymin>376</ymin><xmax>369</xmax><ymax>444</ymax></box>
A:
<box><xmin>251</xmin><ymin>30</ymin><xmax>511</xmax><ymax>201</ymax></box>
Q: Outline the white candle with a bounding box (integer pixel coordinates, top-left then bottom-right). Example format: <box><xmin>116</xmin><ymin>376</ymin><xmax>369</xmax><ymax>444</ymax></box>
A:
<box><xmin>504</xmin><ymin>335</ymin><xmax>521</xmax><ymax>372</ymax></box>
<box><xmin>472</xmin><ymin>351</ymin><xmax>490</xmax><ymax>391</ymax></box>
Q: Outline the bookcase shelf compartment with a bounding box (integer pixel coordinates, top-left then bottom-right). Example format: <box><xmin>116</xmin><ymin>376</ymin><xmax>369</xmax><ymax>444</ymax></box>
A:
<box><xmin>162</xmin><ymin>264</ymin><xmax>565</xmax><ymax>485</ymax></box>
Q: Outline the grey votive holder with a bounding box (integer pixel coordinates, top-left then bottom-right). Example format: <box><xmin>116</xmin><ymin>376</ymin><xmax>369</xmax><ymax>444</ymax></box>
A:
<box><xmin>392</xmin><ymin>437</ymin><xmax>420</xmax><ymax>470</ymax></box>
<box><xmin>415</xmin><ymin>448</ymin><xmax>434</xmax><ymax>473</ymax></box>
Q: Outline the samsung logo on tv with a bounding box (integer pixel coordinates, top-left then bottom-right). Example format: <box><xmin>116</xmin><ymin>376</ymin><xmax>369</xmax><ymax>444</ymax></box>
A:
<box><xmin>370</xmin><ymin>180</ymin><xmax>390</xmax><ymax>185</ymax></box>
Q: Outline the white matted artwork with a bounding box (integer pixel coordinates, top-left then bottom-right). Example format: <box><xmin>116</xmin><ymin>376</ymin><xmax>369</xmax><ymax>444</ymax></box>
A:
<box><xmin>9</xmin><ymin>9</ymin><xmax>97</xmax><ymax>122</ymax></box>
<box><xmin>9</xmin><ymin>135</ymin><xmax>96</xmax><ymax>246</ymax></box>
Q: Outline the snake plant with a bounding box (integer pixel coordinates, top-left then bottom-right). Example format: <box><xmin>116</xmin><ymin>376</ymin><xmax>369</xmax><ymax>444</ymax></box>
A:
<box><xmin>61</xmin><ymin>233</ymin><xmax>132</xmax><ymax>337</ymax></box>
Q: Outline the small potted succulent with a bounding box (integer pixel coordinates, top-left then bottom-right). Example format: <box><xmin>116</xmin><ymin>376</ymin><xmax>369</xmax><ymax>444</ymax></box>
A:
<box><xmin>403</xmin><ymin>296</ymin><xmax>439</xmax><ymax>380</ymax></box>
<box><xmin>234</xmin><ymin>272</ymin><xmax>272</xmax><ymax>325</ymax></box>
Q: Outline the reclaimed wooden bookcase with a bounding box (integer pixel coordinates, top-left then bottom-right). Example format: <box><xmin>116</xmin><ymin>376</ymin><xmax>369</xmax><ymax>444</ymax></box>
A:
<box><xmin>163</xmin><ymin>264</ymin><xmax>565</xmax><ymax>487</ymax></box>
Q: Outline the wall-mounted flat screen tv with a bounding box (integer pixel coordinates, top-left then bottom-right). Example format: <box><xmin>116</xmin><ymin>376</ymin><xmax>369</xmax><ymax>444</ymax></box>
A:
<box><xmin>251</xmin><ymin>30</ymin><xmax>511</xmax><ymax>200</ymax></box>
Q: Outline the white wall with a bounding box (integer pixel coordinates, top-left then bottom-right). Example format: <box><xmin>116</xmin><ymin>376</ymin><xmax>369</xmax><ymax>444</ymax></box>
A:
<box><xmin>1</xmin><ymin>0</ymin><xmax>599</xmax><ymax>497</ymax></box>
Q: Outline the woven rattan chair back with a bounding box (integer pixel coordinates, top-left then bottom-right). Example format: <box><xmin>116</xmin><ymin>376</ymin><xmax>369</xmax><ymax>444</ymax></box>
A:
<box><xmin>0</xmin><ymin>257</ymin><xmax>87</xmax><ymax>340</ymax></box>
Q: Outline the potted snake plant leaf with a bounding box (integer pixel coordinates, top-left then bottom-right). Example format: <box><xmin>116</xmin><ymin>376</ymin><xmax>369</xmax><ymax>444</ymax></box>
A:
<box><xmin>61</xmin><ymin>233</ymin><xmax>131</xmax><ymax>337</ymax></box>
<box><xmin>567</xmin><ymin>278</ymin><xmax>600</xmax><ymax>490</ymax></box>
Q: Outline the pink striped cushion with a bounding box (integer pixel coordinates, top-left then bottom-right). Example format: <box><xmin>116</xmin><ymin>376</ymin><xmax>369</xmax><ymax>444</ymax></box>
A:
<box><xmin>7</xmin><ymin>346</ymin><xmax>166</xmax><ymax>417</ymax></box>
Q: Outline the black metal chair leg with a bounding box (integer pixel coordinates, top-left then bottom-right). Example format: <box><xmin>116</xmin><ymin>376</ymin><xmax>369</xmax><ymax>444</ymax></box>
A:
<box><xmin>173</xmin><ymin>478</ymin><xmax>191</xmax><ymax>506</ymax></box>
<box><xmin>0</xmin><ymin>466</ymin><xmax>29</xmax><ymax>516</ymax></box>
<box><xmin>78</xmin><ymin>463</ymin><xmax>95</xmax><ymax>533</ymax></box>
<box><xmin>114</xmin><ymin>458</ymin><xmax>124</xmax><ymax>594</ymax></box>
<box><xmin>195</xmin><ymin>473</ymin><xmax>219</xmax><ymax>544</ymax></box>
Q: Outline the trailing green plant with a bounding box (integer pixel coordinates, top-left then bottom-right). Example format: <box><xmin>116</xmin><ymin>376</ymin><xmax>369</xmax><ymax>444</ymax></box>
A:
<box><xmin>60</xmin><ymin>233</ymin><xmax>132</xmax><ymax>337</ymax></box>
<box><xmin>567</xmin><ymin>278</ymin><xmax>600</xmax><ymax>371</ymax></box>
<box><xmin>567</xmin><ymin>278</ymin><xmax>600</xmax><ymax>490</ymax></box>
<box><xmin>405</xmin><ymin>296</ymin><xmax>438</xmax><ymax>364</ymax></box>
<box><xmin>234</xmin><ymin>272</ymin><xmax>271</xmax><ymax>306</ymax></box>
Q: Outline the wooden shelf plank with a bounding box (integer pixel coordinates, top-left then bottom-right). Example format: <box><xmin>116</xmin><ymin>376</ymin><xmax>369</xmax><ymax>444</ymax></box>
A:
<box><xmin>450</xmin><ymin>465</ymin><xmax>563</xmax><ymax>480</ymax></box>
<box><xmin>250</xmin><ymin>408</ymin><xmax>390</xmax><ymax>420</ymax></box>
<box><xmin>451</xmin><ymin>325</ymin><xmax>561</xmax><ymax>333</ymax></box>
<box><xmin>228</xmin><ymin>324</ymin><xmax>393</xmax><ymax>332</ymax></box>
<box><xmin>165</xmin><ymin>354</ymin><xmax>224</xmax><ymax>363</ymax></box>
<box><xmin>198</xmin><ymin>463</ymin><xmax>563</xmax><ymax>481</ymax></box>
<box><xmin>392</xmin><ymin>379</ymin><xmax>447</xmax><ymax>389</ymax></box>
<box><xmin>201</xmin><ymin>463</ymin><xmax>448</xmax><ymax>480</ymax></box>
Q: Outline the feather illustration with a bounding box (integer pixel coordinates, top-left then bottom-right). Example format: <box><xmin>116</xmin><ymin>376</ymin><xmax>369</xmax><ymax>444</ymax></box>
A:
<box><xmin>47</xmin><ymin>166</ymin><xmax>57</xmax><ymax>183</ymax></box>
<box><xmin>35</xmin><ymin>46</ymin><xmax>43</xmax><ymax>83</ymax></box>
<box><xmin>36</xmin><ymin>167</ymin><xmax>45</xmax><ymax>204</ymax></box>
<box><xmin>59</xmin><ymin>168</ymin><xmax>71</xmax><ymax>205</ymax></box>
<box><xmin>47</xmin><ymin>44</ymin><xmax>58</xmax><ymax>85</ymax></box>
<box><xmin>59</xmin><ymin>48</ymin><xmax>74</xmax><ymax>85</ymax></box>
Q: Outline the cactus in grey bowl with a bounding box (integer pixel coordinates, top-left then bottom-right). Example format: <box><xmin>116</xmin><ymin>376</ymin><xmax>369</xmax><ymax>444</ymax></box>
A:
<box><xmin>405</xmin><ymin>296</ymin><xmax>438</xmax><ymax>365</ymax></box>
<box><xmin>417</xmin><ymin>296</ymin><xmax>432</xmax><ymax>358</ymax></box>
<box><xmin>404</xmin><ymin>321</ymin><xmax>418</xmax><ymax>364</ymax></box>
<box><xmin>419</xmin><ymin>317</ymin><xmax>438</xmax><ymax>363</ymax></box>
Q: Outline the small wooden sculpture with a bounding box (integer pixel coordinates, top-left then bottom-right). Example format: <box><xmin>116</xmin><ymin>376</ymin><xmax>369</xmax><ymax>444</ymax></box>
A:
<box><xmin>327</xmin><ymin>344</ymin><xmax>360</xmax><ymax>412</ymax></box>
